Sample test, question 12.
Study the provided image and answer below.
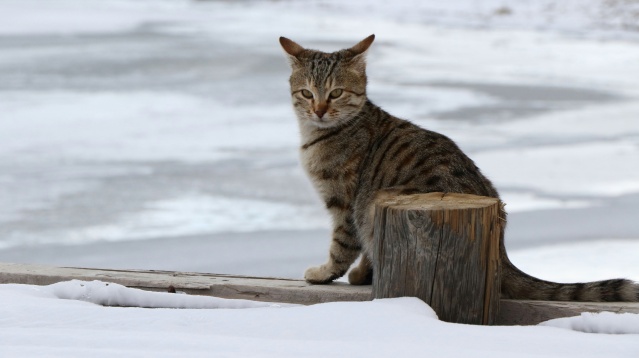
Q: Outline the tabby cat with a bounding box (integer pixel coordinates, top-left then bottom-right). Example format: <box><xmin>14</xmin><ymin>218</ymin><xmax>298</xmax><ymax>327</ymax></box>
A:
<box><xmin>279</xmin><ymin>34</ymin><xmax>638</xmax><ymax>301</ymax></box>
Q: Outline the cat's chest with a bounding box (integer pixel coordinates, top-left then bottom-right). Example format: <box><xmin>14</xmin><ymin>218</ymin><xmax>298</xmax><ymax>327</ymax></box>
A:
<box><xmin>300</xmin><ymin>140</ymin><xmax>364</xmax><ymax>198</ymax></box>
<box><xmin>300</xmin><ymin>144</ymin><xmax>346</xmax><ymax>179</ymax></box>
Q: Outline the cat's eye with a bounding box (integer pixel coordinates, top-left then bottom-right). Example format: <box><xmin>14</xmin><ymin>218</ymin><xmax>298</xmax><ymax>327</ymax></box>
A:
<box><xmin>301</xmin><ymin>89</ymin><xmax>313</xmax><ymax>99</ymax></box>
<box><xmin>329</xmin><ymin>89</ymin><xmax>343</xmax><ymax>99</ymax></box>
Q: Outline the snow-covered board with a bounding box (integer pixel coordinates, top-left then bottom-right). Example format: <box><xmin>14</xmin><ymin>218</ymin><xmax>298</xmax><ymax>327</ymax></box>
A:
<box><xmin>0</xmin><ymin>262</ymin><xmax>370</xmax><ymax>305</ymax></box>
<box><xmin>1</xmin><ymin>262</ymin><xmax>637</xmax><ymax>325</ymax></box>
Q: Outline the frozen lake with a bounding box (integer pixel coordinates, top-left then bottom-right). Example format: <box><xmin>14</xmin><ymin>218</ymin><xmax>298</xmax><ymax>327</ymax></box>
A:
<box><xmin>1</xmin><ymin>0</ymin><xmax>638</xmax><ymax>281</ymax></box>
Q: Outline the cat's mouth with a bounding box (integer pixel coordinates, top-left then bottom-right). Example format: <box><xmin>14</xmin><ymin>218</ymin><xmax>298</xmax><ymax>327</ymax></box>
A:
<box><xmin>310</xmin><ymin>116</ymin><xmax>339</xmax><ymax>128</ymax></box>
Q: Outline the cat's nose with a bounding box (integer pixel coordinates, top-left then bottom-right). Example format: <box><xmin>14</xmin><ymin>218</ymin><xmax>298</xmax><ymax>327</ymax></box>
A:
<box><xmin>314</xmin><ymin>109</ymin><xmax>327</xmax><ymax>118</ymax></box>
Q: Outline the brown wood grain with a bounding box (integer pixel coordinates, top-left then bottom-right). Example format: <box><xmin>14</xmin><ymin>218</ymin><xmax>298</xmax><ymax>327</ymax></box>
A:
<box><xmin>371</xmin><ymin>192</ymin><xmax>502</xmax><ymax>325</ymax></box>
<box><xmin>0</xmin><ymin>262</ymin><xmax>371</xmax><ymax>305</ymax></box>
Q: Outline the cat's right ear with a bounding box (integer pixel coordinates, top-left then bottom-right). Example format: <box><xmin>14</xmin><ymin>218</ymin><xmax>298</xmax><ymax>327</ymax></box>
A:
<box><xmin>279</xmin><ymin>37</ymin><xmax>304</xmax><ymax>68</ymax></box>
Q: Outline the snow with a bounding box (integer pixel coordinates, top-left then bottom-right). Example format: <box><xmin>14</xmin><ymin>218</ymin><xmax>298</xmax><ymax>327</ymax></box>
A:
<box><xmin>0</xmin><ymin>0</ymin><xmax>188</xmax><ymax>35</ymax></box>
<box><xmin>36</xmin><ymin>280</ymin><xmax>291</xmax><ymax>309</ymax></box>
<box><xmin>510</xmin><ymin>239</ymin><xmax>639</xmax><ymax>282</ymax></box>
<box><xmin>0</xmin><ymin>281</ymin><xmax>638</xmax><ymax>357</ymax></box>
<box><xmin>542</xmin><ymin>312</ymin><xmax>639</xmax><ymax>335</ymax></box>
<box><xmin>1</xmin><ymin>0</ymin><xmax>639</xmax><ymax>355</ymax></box>
<box><xmin>289</xmin><ymin>0</ymin><xmax>639</xmax><ymax>42</ymax></box>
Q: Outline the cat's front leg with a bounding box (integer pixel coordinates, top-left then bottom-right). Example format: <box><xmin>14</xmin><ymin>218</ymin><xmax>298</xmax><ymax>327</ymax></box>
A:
<box><xmin>347</xmin><ymin>254</ymin><xmax>373</xmax><ymax>285</ymax></box>
<box><xmin>304</xmin><ymin>214</ymin><xmax>361</xmax><ymax>284</ymax></box>
<box><xmin>346</xmin><ymin>187</ymin><xmax>420</xmax><ymax>285</ymax></box>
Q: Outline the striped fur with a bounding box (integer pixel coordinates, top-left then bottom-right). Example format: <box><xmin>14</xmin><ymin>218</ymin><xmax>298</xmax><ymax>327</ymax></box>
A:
<box><xmin>279</xmin><ymin>35</ymin><xmax>639</xmax><ymax>302</ymax></box>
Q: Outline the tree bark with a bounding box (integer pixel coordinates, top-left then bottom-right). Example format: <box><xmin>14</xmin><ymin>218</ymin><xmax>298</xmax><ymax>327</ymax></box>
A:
<box><xmin>371</xmin><ymin>192</ymin><xmax>502</xmax><ymax>325</ymax></box>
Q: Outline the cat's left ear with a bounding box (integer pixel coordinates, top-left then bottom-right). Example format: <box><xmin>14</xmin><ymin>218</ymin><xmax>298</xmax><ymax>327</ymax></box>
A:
<box><xmin>347</xmin><ymin>34</ymin><xmax>375</xmax><ymax>72</ymax></box>
<box><xmin>349</xmin><ymin>34</ymin><xmax>375</xmax><ymax>56</ymax></box>
<box><xmin>279</xmin><ymin>36</ymin><xmax>305</xmax><ymax>68</ymax></box>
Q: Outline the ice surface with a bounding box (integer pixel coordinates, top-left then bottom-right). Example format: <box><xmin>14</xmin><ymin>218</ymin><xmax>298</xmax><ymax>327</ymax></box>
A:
<box><xmin>1</xmin><ymin>195</ymin><xmax>329</xmax><ymax>248</ymax></box>
<box><xmin>0</xmin><ymin>0</ymin><xmax>638</xmax><ymax>280</ymax></box>
<box><xmin>2</xmin><ymin>0</ymin><xmax>639</xmax><ymax>251</ymax></box>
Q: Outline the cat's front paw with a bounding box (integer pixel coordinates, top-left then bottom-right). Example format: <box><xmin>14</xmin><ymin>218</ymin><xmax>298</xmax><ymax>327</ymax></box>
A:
<box><xmin>304</xmin><ymin>265</ymin><xmax>338</xmax><ymax>284</ymax></box>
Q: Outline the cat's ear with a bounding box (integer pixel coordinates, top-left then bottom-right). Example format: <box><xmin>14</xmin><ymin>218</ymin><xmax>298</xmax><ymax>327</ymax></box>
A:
<box><xmin>349</xmin><ymin>34</ymin><xmax>375</xmax><ymax>56</ymax></box>
<box><xmin>347</xmin><ymin>34</ymin><xmax>375</xmax><ymax>73</ymax></box>
<box><xmin>279</xmin><ymin>36</ymin><xmax>305</xmax><ymax>68</ymax></box>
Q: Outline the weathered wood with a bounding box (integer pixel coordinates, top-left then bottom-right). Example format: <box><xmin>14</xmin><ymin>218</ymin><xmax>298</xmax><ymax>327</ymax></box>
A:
<box><xmin>371</xmin><ymin>192</ymin><xmax>502</xmax><ymax>325</ymax></box>
<box><xmin>1</xmin><ymin>262</ymin><xmax>638</xmax><ymax>325</ymax></box>
<box><xmin>0</xmin><ymin>262</ymin><xmax>371</xmax><ymax>305</ymax></box>
<box><xmin>499</xmin><ymin>299</ymin><xmax>639</xmax><ymax>325</ymax></box>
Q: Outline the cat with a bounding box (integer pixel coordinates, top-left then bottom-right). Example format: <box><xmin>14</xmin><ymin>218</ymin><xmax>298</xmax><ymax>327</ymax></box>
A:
<box><xmin>279</xmin><ymin>34</ymin><xmax>639</xmax><ymax>301</ymax></box>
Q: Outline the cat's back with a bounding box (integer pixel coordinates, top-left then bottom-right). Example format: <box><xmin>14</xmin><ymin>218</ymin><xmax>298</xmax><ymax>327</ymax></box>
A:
<box><xmin>361</xmin><ymin>108</ymin><xmax>499</xmax><ymax>198</ymax></box>
<box><xmin>298</xmin><ymin>100</ymin><xmax>499</xmax><ymax>200</ymax></box>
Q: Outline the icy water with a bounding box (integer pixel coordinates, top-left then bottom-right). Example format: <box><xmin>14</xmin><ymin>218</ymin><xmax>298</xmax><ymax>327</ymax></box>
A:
<box><xmin>1</xmin><ymin>0</ymin><xmax>638</xmax><ymax>279</ymax></box>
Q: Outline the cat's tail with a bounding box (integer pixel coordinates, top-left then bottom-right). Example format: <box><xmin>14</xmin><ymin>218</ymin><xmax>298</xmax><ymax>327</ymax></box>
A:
<box><xmin>500</xmin><ymin>251</ymin><xmax>639</xmax><ymax>302</ymax></box>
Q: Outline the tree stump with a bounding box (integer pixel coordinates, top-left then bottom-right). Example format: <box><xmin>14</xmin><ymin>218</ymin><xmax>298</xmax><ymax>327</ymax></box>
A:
<box><xmin>371</xmin><ymin>192</ymin><xmax>502</xmax><ymax>325</ymax></box>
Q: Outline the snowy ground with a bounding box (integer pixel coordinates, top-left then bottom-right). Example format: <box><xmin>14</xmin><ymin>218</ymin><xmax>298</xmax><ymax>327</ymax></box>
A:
<box><xmin>1</xmin><ymin>280</ymin><xmax>638</xmax><ymax>357</ymax></box>
<box><xmin>0</xmin><ymin>0</ymin><xmax>638</xmax><ymax>355</ymax></box>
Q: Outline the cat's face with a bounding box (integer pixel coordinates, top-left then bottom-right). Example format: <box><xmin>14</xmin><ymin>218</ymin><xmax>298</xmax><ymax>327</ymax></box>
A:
<box><xmin>280</xmin><ymin>35</ymin><xmax>374</xmax><ymax>128</ymax></box>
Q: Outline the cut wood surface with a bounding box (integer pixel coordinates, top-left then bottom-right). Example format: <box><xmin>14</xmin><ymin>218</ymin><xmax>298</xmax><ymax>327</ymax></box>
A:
<box><xmin>1</xmin><ymin>262</ymin><xmax>638</xmax><ymax>325</ymax></box>
<box><xmin>372</xmin><ymin>192</ymin><xmax>502</xmax><ymax>325</ymax></box>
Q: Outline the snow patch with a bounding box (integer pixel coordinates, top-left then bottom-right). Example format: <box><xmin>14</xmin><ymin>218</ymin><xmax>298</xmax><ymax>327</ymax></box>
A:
<box><xmin>1</xmin><ymin>282</ymin><xmax>638</xmax><ymax>357</ymax></box>
<box><xmin>44</xmin><ymin>280</ymin><xmax>292</xmax><ymax>309</ymax></box>
<box><xmin>542</xmin><ymin>312</ymin><xmax>639</xmax><ymax>334</ymax></box>
<box><xmin>510</xmin><ymin>239</ymin><xmax>639</xmax><ymax>282</ymax></box>
<box><xmin>500</xmin><ymin>192</ymin><xmax>591</xmax><ymax>213</ymax></box>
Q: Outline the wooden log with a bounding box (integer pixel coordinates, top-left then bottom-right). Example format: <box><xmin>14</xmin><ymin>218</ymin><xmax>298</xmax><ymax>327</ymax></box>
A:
<box><xmin>371</xmin><ymin>192</ymin><xmax>502</xmax><ymax>325</ymax></box>
<box><xmin>1</xmin><ymin>263</ymin><xmax>638</xmax><ymax>325</ymax></box>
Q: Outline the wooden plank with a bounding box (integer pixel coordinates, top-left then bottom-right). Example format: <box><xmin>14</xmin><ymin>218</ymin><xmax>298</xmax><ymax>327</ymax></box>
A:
<box><xmin>372</xmin><ymin>192</ymin><xmax>502</xmax><ymax>325</ymax></box>
<box><xmin>499</xmin><ymin>299</ymin><xmax>639</xmax><ymax>325</ymax></box>
<box><xmin>0</xmin><ymin>262</ymin><xmax>371</xmax><ymax>305</ymax></box>
<box><xmin>1</xmin><ymin>262</ymin><xmax>638</xmax><ymax>325</ymax></box>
